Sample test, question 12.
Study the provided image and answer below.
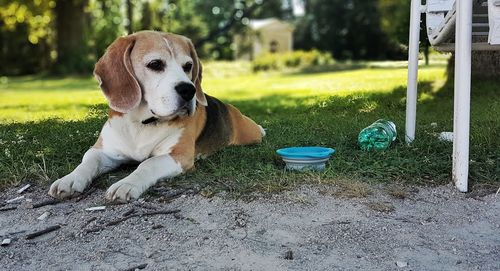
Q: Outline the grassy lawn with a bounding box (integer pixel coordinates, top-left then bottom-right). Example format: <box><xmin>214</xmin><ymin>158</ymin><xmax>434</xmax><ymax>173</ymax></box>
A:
<box><xmin>0</xmin><ymin>60</ymin><xmax>498</xmax><ymax>194</ymax></box>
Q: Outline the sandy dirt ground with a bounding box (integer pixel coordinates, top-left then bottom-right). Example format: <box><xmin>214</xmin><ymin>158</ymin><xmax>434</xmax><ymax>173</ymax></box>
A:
<box><xmin>0</xmin><ymin>183</ymin><xmax>499</xmax><ymax>271</ymax></box>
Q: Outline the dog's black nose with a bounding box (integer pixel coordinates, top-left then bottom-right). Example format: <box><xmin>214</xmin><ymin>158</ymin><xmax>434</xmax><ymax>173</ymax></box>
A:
<box><xmin>175</xmin><ymin>82</ymin><xmax>196</xmax><ymax>102</ymax></box>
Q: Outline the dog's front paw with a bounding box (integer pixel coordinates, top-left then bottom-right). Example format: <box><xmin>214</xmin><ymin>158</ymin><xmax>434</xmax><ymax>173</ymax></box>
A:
<box><xmin>48</xmin><ymin>175</ymin><xmax>88</xmax><ymax>199</ymax></box>
<box><xmin>105</xmin><ymin>181</ymin><xmax>142</xmax><ymax>203</ymax></box>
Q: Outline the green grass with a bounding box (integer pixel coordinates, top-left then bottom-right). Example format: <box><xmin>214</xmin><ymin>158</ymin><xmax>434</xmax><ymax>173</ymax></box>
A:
<box><xmin>0</xmin><ymin>60</ymin><xmax>498</xmax><ymax>194</ymax></box>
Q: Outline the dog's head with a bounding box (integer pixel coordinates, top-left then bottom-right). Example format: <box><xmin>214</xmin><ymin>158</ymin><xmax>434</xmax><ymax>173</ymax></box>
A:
<box><xmin>94</xmin><ymin>31</ymin><xmax>207</xmax><ymax>119</ymax></box>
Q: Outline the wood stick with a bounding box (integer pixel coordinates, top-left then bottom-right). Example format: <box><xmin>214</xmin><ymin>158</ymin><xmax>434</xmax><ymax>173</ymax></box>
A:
<box><xmin>137</xmin><ymin>204</ymin><xmax>157</xmax><ymax>210</ymax></box>
<box><xmin>6</xmin><ymin>196</ymin><xmax>24</xmax><ymax>203</ymax></box>
<box><xmin>157</xmin><ymin>187</ymin><xmax>200</xmax><ymax>203</ymax></box>
<box><xmin>32</xmin><ymin>199</ymin><xmax>61</xmax><ymax>209</ymax></box>
<box><xmin>37</xmin><ymin>211</ymin><xmax>50</xmax><ymax>220</ymax></box>
<box><xmin>0</xmin><ymin>206</ymin><xmax>17</xmax><ymax>212</ymax></box>
<box><xmin>25</xmin><ymin>225</ymin><xmax>61</xmax><ymax>240</ymax></box>
<box><xmin>106</xmin><ymin>209</ymin><xmax>180</xmax><ymax>226</ymax></box>
<box><xmin>106</xmin><ymin>215</ymin><xmax>138</xmax><ymax>226</ymax></box>
<box><xmin>159</xmin><ymin>189</ymin><xmax>186</xmax><ymax>201</ymax></box>
<box><xmin>141</xmin><ymin>209</ymin><xmax>181</xmax><ymax>217</ymax></box>
<box><xmin>85</xmin><ymin>206</ymin><xmax>106</xmax><ymax>211</ymax></box>
<box><xmin>81</xmin><ymin>217</ymin><xmax>97</xmax><ymax>229</ymax></box>
<box><xmin>17</xmin><ymin>184</ymin><xmax>31</xmax><ymax>194</ymax></box>
<box><xmin>121</xmin><ymin>263</ymin><xmax>148</xmax><ymax>271</ymax></box>
<box><xmin>122</xmin><ymin>208</ymin><xmax>136</xmax><ymax>217</ymax></box>
<box><xmin>84</xmin><ymin>227</ymin><xmax>102</xmax><ymax>233</ymax></box>
<box><xmin>85</xmin><ymin>209</ymin><xmax>180</xmax><ymax>233</ymax></box>
<box><xmin>8</xmin><ymin>230</ymin><xmax>26</xmax><ymax>235</ymax></box>
<box><xmin>75</xmin><ymin>187</ymin><xmax>97</xmax><ymax>202</ymax></box>
<box><xmin>1</xmin><ymin>238</ymin><xmax>11</xmax><ymax>246</ymax></box>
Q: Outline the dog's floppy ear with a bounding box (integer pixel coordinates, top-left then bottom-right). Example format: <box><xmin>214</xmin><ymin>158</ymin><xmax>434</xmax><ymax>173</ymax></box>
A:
<box><xmin>94</xmin><ymin>36</ymin><xmax>141</xmax><ymax>113</ymax></box>
<box><xmin>186</xmin><ymin>39</ymin><xmax>207</xmax><ymax>106</ymax></box>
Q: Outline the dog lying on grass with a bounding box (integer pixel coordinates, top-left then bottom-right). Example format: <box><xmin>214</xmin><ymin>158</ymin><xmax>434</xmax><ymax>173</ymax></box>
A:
<box><xmin>49</xmin><ymin>31</ymin><xmax>265</xmax><ymax>202</ymax></box>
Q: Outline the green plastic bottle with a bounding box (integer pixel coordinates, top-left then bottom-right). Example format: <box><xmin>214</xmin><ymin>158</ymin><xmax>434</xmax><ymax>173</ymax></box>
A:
<box><xmin>357</xmin><ymin>119</ymin><xmax>397</xmax><ymax>151</ymax></box>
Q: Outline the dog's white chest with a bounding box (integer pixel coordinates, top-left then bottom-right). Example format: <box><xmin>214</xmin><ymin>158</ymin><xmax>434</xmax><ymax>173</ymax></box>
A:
<box><xmin>100</xmin><ymin>116</ymin><xmax>183</xmax><ymax>162</ymax></box>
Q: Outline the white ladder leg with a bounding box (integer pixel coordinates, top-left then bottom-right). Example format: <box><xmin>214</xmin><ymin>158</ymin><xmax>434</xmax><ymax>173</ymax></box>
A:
<box><xmin>406</xmin><ymin>0</ymin><xmax>422</xmax><ymax>144</ymax></box>
<box><xmin>453</xmin><ymin>0</ymin><xmax>472</xmax><ymax>192</ymax></box>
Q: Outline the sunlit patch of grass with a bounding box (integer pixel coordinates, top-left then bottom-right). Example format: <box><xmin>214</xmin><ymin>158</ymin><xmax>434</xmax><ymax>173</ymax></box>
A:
<box><xmin>0</xmin><ymin>62</ymin><xmax>446</xmax><ymax>123</ymax></box>
<box><xmin>0</xmin><ymin>76</ymin><xmax>105</xmax><ymax>123</ymax></box>
<box><xmin>204</xmin><ymin>64</ymin><xmax>446</xmax><ymax>101</ymax></box>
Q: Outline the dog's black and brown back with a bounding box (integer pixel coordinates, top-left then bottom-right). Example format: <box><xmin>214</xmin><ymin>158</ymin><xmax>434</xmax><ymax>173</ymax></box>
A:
<box><xmin>195</xmin><ymin>95</ymin><xmax>263</xmax><ymax>156</ymax></box>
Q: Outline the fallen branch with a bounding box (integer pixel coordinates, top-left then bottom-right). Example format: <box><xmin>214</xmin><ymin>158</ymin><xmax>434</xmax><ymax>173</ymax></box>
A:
<box><xmin>157</xmin><ymin>187</ymin><xmax>201</xmax><ymax>203</ymax></box>
<box><xmin>8</xmin><ymin>230</ymin><xmax>26</xmax><ymax>235</ymax></box>
<box><xmin>122</xmin><ymin>208</ymin><xmax>136</xmax><ymax>217</ymax></box>
<box><xmin>85</xmin><ymin>209</ymin><xmax>180</xmax><ymax>233</ymax></box>
<box><xmin>6</xmin><ymin>196</ymin><xmax>24</xmax><ymax>203</ymax></box>
<box><xmin>121</xmin><ymin>263</ymin><xmax>147</xmax><ymax>271</ymax></box>
<box><xmin>0</xmin><ymin>206</ymin><xmax>17</xmax><ymax>212</ymax></box>
<box><xmin>37</xmin><ymin>211</ymin><xmax>50</xmax><ymax>220</ymax></box>
<box><xmin>84</xmin><ymin>227</ymin><xmax>102</xmax><ymax>233</ymax></box>
<box><xmin>32</xmin><ymin>199</ymin><xmax>61</xmax><ymax>209</ymax></box>
<box><xmin>107</xmin><ymin>209</ymin><xmax>181</xmax><ymax>226</ymax></box>
<box><xmin>137</xmin><ymin>203</ymin><xmax>157</xmax><ymax>210</ymax></box>
<box><xmin>75</xmin><ymin>187</ymin><xmax>97</xmax><ymax>202</ymax></box>
<box><xmin>81</xmin><ymin>217</ymin><xmax>97</xmax><ymax>229</ymax></box>
<box><xmin>158</xmin><ymin>189</ymin><xmax>188</xmax><ymax>203</ymax></box>
<box><xmin>85</xmin><ymin>206</ymin><xmax>106</xmax><ymax>211</ymax></box>
<box><xmin>1</xmin><ymin>238</ymin><xmax>11</xmax><ymax>246</ymax></box>
<box><xmin>26</xmin><ymin>225</ymin><xmax>61</xmax><ymax>240</ymax></box>
<box><xmin>17</xmin><ymin>184</ymin><xmax>31</xmax><ymax>194</ymax></box>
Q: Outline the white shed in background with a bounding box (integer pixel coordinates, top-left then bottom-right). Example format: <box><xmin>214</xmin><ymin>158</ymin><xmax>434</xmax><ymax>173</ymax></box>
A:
<box><xmin>234</xmin><ymin>18</ymin><xmax>294</xmax><ymax>60</ymax></box>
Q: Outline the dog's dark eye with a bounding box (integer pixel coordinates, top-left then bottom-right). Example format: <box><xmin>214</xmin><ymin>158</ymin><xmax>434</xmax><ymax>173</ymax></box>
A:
<box><xmin>182</xmin><ymin>62</ymin><xmax>193</xmax><ymax>73</ymax></box>
<box><xmin>147</xmin><ymin>60</ymin><xmax>165</xmax><ymax>71</ymax></box>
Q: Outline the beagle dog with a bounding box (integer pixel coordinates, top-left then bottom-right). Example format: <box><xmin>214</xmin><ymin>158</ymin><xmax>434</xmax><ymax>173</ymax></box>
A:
<box><xmin>48</xmin><ymin>31</ymin><xmax>265</xmax><ymax>202</ymax></box>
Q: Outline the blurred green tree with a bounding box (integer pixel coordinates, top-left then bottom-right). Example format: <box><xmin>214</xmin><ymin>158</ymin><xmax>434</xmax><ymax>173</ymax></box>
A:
<box><xmin>1</xmin><ymin>0</ymin><xmax>427</xmax><ymax>75</ymax></box>
<box><xmin>53</xmin><ymin>0</ymin><xmax>91</xmax><ymax>73</ymax></box>
<box><xmin>0</xmin><ymin>0</ymin><xmax>54</xmax><ymax>75</ymax></box>
<box><xmin>295</xmin><ymin>0</ymin><xmax>407</xmax><ymax>60</ymax></box>
<box><xmin>87</xmin><ymin>0</ymin><xmax>125</xmax><ymax>62</ymax></box>
<box><xmin>379</xmin><ymin>0</ymin><xmax>431</xmax><ymax>65</ymax></box>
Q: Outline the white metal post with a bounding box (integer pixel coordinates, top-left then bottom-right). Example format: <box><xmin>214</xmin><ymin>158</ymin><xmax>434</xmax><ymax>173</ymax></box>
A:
<box><xmin>406</xmin><ymin>0</ymin><xmax>422</xmax><ymax>144</ymax></box>
<box><xmin>453</xmin><ymin>0</ymin><xmax>472</xmax><ymax>192</ymax></box>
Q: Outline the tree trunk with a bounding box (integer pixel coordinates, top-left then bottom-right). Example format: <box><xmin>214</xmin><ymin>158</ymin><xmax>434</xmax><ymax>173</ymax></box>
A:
<box><xmin>140</xmin><ymin>1</ymin><xmax>152</xmax><ymax>30</ymax></box>
<box><xmin>447</xmin><ymin>51</ymin><xmax>500</xmax><ymax>79</ymax></box>
<box><xmin>424</xmin><ymin>44</ymin><xmax>429</xmax><ymax>66</ymax></box>
<box><xmin>54</xmin><ymin>0</ymin><xmax>88</xmax><ymax>74</ymax></box>
<box><xmin>126</xmin><ymin>0</ymin><xmax>133</xmax><ymax>34</ymax></box>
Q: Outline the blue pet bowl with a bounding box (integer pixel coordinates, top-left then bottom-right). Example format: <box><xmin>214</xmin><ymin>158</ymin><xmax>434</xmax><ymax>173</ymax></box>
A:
<box><xmin>276</xmin><ymin>147</ymin><xmax>335</xmax><ymax>171</ymax></box>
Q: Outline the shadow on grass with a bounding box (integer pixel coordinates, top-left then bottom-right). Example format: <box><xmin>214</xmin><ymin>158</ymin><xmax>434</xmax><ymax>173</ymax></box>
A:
<box><xmin>0</xmin><ymin>79</ymin><xmax>498</xmax><ymax>194</ymax></box>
